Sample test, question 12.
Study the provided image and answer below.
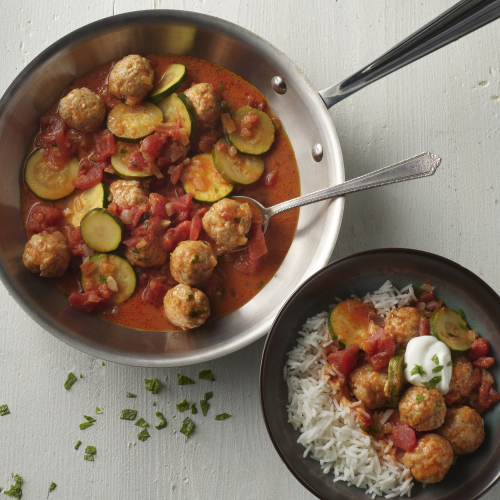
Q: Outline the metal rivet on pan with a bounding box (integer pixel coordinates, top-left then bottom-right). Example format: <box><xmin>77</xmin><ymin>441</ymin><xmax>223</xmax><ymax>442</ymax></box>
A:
<box><xmin>271</xmin><ymin>76</ymin><xmax>287</xmax><ymax>95</ymax></box>
<box><xmin>312</xmin><ymin>143</ymin><xmax>323</xmax><ymax>162</ymax></box>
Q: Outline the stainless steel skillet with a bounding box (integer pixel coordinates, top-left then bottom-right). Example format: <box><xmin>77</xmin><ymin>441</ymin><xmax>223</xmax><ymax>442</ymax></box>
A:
<box><xmin>0</xmin><ymin>1</ymin><xmax>498</xmax><ymax>367</ymax></box>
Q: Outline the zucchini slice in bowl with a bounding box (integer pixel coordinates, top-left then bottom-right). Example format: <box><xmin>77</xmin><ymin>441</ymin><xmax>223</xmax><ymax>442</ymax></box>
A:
<box><xmin>107</xmin><ymin>102</ymin><xmax>163</xmax><ymax>142</ymax></box>
<box><xmin>430</xmin><ymin>307</ymin><xmax>472</xmax><ymax>352</ymax></box>
<box><xmin>149</xmin><ymin>63</ymin><xmax>188</xmax><ymax>103</ymax></box>
<box><xmin>111</xmin><ymin>142</ymin><xmax>154</xmax><ymax>181</ymax></box>
<box><xmin>212</xmin><ymin>138</ymin><xmax>264</xmax><ymax>186</ymax></box>
<box><xmin>25</xmin><ymin>150</ymin><xmax>79</xmax><ymax>200</ymax></box>
<box><xmin>227</xmin><ymin>106</ymin><xmax>275</xmax><ymax>155</ymax></box>
<box><xmin>387</xmin><ymin>351</ymin><xmax>406</xmax><ymax>408</ymax></box>
<box><xmin>64</xmin><ymin>182</ymin><xmax>109</xmax><ymax>228</ymax></box>
<box><xmin>157</xmin><ymin>93</ymin><xmax>196</xmax><ymax>139</ymax></box>
<box><xmin>328</xmin><ymin>299</ymin><xmax>374</xmax><ymax>346</ymax></box>
<box><xmin>85</xmin><ymin>253</ymin><xmax>136</xmax><ymax>305</ymax></box>
<box><xmin>80</xmin><ymin>208</ymin><xmax>124</xmax><ymax>253</ymax></box>
<box><xmin>180</xmin><ymin>153</ymin><xmax>233</xmax><ymax>202</ymax></box>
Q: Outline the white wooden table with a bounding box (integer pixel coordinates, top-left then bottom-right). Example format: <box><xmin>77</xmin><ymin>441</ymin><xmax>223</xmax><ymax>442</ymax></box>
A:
<box><xmin>2</xmin><ymin>1</ymin><xmax>500</xmax><ymax>498</ymax></box>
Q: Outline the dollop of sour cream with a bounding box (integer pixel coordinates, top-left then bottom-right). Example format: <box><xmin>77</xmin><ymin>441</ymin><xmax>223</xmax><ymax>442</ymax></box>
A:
<box><xmin>404</xmin><ymin>336</ymin><xmax>452</xmax><ymax>395</ymax></box>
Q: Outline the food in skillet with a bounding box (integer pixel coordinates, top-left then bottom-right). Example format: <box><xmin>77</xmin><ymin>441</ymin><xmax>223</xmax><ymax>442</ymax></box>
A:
<box><xmin>20</xmin><ymin>54</ymin><xmax>300</xmax><ymax>331</ymax></box>
<box><xmin>285</xmin><ymin>281</ymin><xmax>499</xmax><ymax>497</ymax></box>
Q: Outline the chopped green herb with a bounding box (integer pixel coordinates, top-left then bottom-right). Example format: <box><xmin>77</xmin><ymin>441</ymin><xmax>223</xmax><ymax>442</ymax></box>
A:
<box><xmin>214</xmin><ymin>187</ymin><xmax>219</xmax><ymax>193</ymax></box>
<box><xmin>119</xmin><ymin>148</ymin><xmax>127</xmax><ymax>154</ymax></box>
<box><xmin>204</xmin><ymin>391</ymin><xmax>213</xmax><ymax>401</ymax></box>
<box><xmin>434</xmin><ymin>407</ymin><xmax>437</xmax><ymax>414</ymax></box>
<box><xmin>189</xmin><ymin>309</ymin><xmax>204</xmax><ymax>318</ymax></box>
<box><xmin>11</xmin><ymin>475</ymin><xmax>22</xmax><ymax>486</ymax></box>
<box><xmin>0</xmin><ymin>404</ymin><xmax>10</xmax><ymax>416</ymax></box>
<box><xmin>431</xmin><ymin>354</ymin><xmax>439</xmax><ymax>365</ymax></box>
<box><xmin>102</xmin><ymin>362</ymin><xmax>105</xmax><ymax>366</ymax></box>
<box><xmin>234</xmin><ymin>217</ymin><xmax>242</xmax><ymax>223</ymax></box>
<box><xmin>215</xmin><ymin>413</ymin><xmax>231</xmax><ymax>421</ymax></box>
<box><xmin>257</xmin><ymin>282</ymin><xmax>264</xmax><ymax>289</ymax></box>
<box><xmin>84</xmin><ymin>454</ymin><xmax>94</xmax><ymax>461</ymax></box>
<box><xmin>99</xmin><ymin>274</ymin><xmax>107</xmax><ymax>285</ymax></box>
<box><xmin>130</xmin><ymin>161</ymin><xmax>139</xmax><ymax>168</ymax></box>
<box><xmin>4</xmin><ymin>474</ymin><xmax>22</xmax><ymax>499</ymax></box>
<box><xmin>75</xmin><ymin>440</ymin><xmax>82</xmax><ymax>450</ymax></box>
<box><xmin>120</xmin><ymin>409</ymin><xmax>137</xmax><ymax>420</ymax></box>
<box><xmin>372</xmin><ymin>421</ymin><xmax>382</xmax><ymax>431</ymax></box>
<box><xmin>410</xmin><ymin>364</ymin><xmax>426</xmax><ymax>377</ymax></box>
<box><xmin>145</xmin><ymin>378</ymin><xmax>160</xmax><ymax>394</ymax></box>
<box><xmin>403</xmin><ymin>362</ymin><xmax>407</xmax><ymax>370</ymax></box>
<box><xmin>432</xmin><ymin>365</ymin><xmax>444</xmax><ymax>373</ymax></box>
<box><xmin>85</xmin><ymin>446</ymin><xmax>96</xmax><ymax>455</ymax></box>
<box><xmin>452</xmin><ymin>357</ymin><xmax>457</xmax><ymax>366</ymax></box>
<box><xmin>178</xmin><ymin>374</ymin><xmax>195</xmax><ymax>385</ymax></box>
<box><xmin>200</xmin><ymin>400</ymin><xmax>210</xmax><ymax>416</ymax></box>
<box><xmin>221</xmin><ymin>101</ymin><xmax>231</xmax><ymax>112</ymax></box>
<box><xmin>190</xmin><ymin>253</ymin><xmax>200</xmax><ymax>265</ymax></box>
<box><xmin>359</xmin><ymin>424</ymin><xmax>378</xmax><ymax>437</ymax></box>
<box><xmin>177</xmin><ymin>399</ymin><xmax>189</xmax><ymax>412</ymax></box>
<box><xmin>422</xmin><ymin>376</ymin><xmax>442</xmax><ymax>389</ymax></box>
<box><xmin>155</xmin><ymin>412</ymin><xmax>167</xmax><ymax>430</ymax></box>
<box><xmin>459</xmin><ymin>308</ymin><xmax>466</xmax><ymax>319</ymax></box>
<box><xmin>139</xmin><ymin>211</ymin><xmax>152</xmax><ymax>224</ymax></box>
<box><xmin>84</xmin><ymin>415</ymin><xmax>96</xmax><ymax>422</ymax></box>
<box><xmin>199</xmin><ymin>370</ymin><xmax>215</xmax><ymax>381</ymax></box>
<box><xmin>48</xmin><ymin>482</ymin><xmax>57</xmax><ymax>493</ymax></box>
<box><xmin>137</xmin><ymin>258</ymin><xmax>150</xmax><ymax>263</ymax></box>
<box><xmin>135</xmin><ymin>418</ymin><xmax>148</xmax><ymax>427</ymax></box>
<box><xmin>95</xmin><ymin>407</ymin><xmax>102</xmax><ymax>414</ymax></box>
<box><xmin>447</xmin><ymin>333</ymin><xmax>458</xmax><ymax>338</ymax></box>
<box><xmin>219</xmin><ymin>82</ymin><xmax>226</xmax><ymax>93</ymax></box>
<box><xmin>458</xmin><ymin>322</ymin><xmax>468</xmax><ymax>330</ymax></box>
<box><xmin>132</xmin><ymin>248</ymin><xmax>140</xmax><ymax>254</ymax></box>
<box><xmin>416</xmin><ymin>394</ymin><xmax>424</xmax><ymax>403</ymax></box>
<box><xmin>126</xmin><ymin>392</ymin><xmax>137</xmax><ymax>398</ymax></box>
<box><xmin>64</xmin><ymin>372</ymin><xmax>77</xmax><ymax>390</ymax></box>
<box><xmin>437</xmin><ymin>401</ymin><xmax>443</xmax><ymax>407</ymax></box>
<box><xmin>188</xmin><ymin>294</ymin><xmax>193</xmax><ymax>300</ymax></box>
<box><xmin>180</xmin><ymin>417</ymin><xmax>195</xmax><ymax>437</ymax></box>
<box><xmin>80</xmin><ymin>374</ymin><xmax>83</xmax><ymax>378</ymax></box>
<box><xmin>191</xmin><ymin>403</ymin><xmax>198</xmax><ymax>414</ymax></box>
<box><xmin>447</xmin><ymin>360</ymin><xmax>453</xmax><ymax>366</ymax></box>
<box><xmin>153</xmin><ymin>401</ymin><xmax>156</xmax><ymax>406</ymax></box>
<box><xmin>137</xmin><ymin>428</ymin><xmax>150</xmax><ymax>441</ymax></box>
<box><xmin>79</xmin><ymin>422</ymin><xmax>94</xmax><ymax>430</ymax></box>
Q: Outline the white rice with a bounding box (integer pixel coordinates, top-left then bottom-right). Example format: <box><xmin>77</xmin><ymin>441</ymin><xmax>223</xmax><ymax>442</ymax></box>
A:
<box><xmin>285</xmin><ymin>281</ymin><xmax>416</xmax><ymax>498</ymax></box>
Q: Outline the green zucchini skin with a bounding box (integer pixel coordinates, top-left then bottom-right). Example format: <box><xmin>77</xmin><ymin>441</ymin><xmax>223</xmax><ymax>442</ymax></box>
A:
<box><xmin>157</xmin><ymin>93</ymin><xmax>197</xmax><ymax>139</ymax></box>
<box><xmin>80</xmin><ymin>208</ymin><xmax>125</xmax><ymax>253</ymax></box>
<box><xmin>430</xmin><ymin>307</ymin><xmax>472</xmax><ymax>352</ymax></box>
<box><xmin>388</xmin><ymin>352</ymin><xmax>406</xmax><ymax>408</ymax></box>
<box><xmin>107</xmin><ymin>102</ymin><xmax>163</xmax><ymax>143</ymax></box>
<box><xmin>111</xmin><ymin>142</ymin><xmax>154</xmax><ymax>181</ymax></box>
<box><xmin>227</xmin><ymin>106</ymin><xmax>275</xmax><ymax>155</ymax></box>
<box><xmin>65</xmin><ymin>183</ymin><xmax>110</xmax><ymax>228</ymax></box>
<box><xmin>328</xmin><ymin>299</ymin><xmax>374</xmax><ymax>346</ymax></box>
<box><xmin>149</xmin><ymin>64</ymin><xmax>188</xmax><ymax>103</ymax></box>
<box><xmin>25</xmin><ymin>150</ymin><xmax>79</xmax><ymax>200</ymax></box>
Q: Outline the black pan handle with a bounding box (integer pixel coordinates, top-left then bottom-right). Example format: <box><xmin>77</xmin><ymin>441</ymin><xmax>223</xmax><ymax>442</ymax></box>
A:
<box><xmin>319</xmin><ymin>0</ymin><xmax>500</xmax><ymax>108</ymax></box>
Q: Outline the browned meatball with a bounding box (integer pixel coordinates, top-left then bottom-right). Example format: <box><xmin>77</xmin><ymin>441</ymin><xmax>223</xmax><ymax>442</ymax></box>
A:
<box><xmin>437</xmin><ymin>406</ymin><xmax>484</xmax><ymax>454</ymax></box>
<box><xmin>163</xmin><ymin>284</ymin><xmax>210</xmax><ymax>330</ymax></box>
<box><xmin>403</xmin><ymin>434</ymin><xmax>453</xmax><ymax>483</ymax></box>
<box><xmin>399</xmin><ymin>386</ymin><xmax>446</xmax><ymax>431</ymax></box>
<box><xmin>384</xmin><ymin>307</ymin><xmax>422</xmax><ymax>349</ymax></box>
<box><xmin>170</xmin><ymin>241</ymin><xmax>217</xmax><ymax>286</ymax></box>
<box><xmin>202</xmin><ymin>199</ymin><xmax>252</xmax><ymax>255</ymax></box>
<box><xmin>108</xmin><ymin>55</ymin><xmax>154</xmax><ymax>106</ymax></box>
<box><xmin>447</xmin><ymin>356</ymin><xmax>476</xmax><ymax>398</ymax></box>
<box><xmin>109</xmin><ymin>180</ymin><xmax>149</xmax><ymax>208</ymax></box>
<box><xmin>59</xmin><ymin>88</ymin><xmax>106</xmax><ymax>132</ymax></box>
<box><xmin>184</xmin><ymin>83</ymin><xmax>221</xmax><ymax>129</ymax></box>
<box><xmin>125</xmin><ymin>238</ymin><xmax>166</xmax><ymax>267</ymax></box>
<box><xmin>23</xmin><ymin>231</ymin><xmax>70</xmax><ymax>278</ymax></box>
<box><xmin>348</xmin><ymin>364</ymin><xmax>388</xmax><ymax>410</ymax></box>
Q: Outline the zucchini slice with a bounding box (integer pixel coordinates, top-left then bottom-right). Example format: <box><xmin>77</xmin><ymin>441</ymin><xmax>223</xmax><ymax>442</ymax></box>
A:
<box><xmin>180</xmin><ymin>153</ymin><xmax>233</xmax><ymax>203</ymax></box>
<box><xmin>388</xmin><ymin>352</ymin><xmax>406</xmax><ymax>408</ymax></box>
<box><xmin>107</xmin><ymin>102</ymin><xmax>163</xmax><ymax>142</ymax></box>
<box><xmin>157</xmin><ymin>93</ymin><xmax>196</xmax><ymax>139</ymax></box>
<box><xmin>111</xmin><ymin>142</ymin><xmax>154</xmax><ymax>181</ymax></box>
<box><xmin>85</xmin><ymin>253</ymin><xmax>136</xmax><ymax>305</ymax></box>
<box><xmin>328</xmin><ymin>299</ymin><xmax>374</xmax><ymax>346</ymax></box>
<box><xmin>64</xmin><ymin>182</ymin><xmax>110</xmax><ymax>228</ymax></box>
<box><xmin>212</xmin><ymin>139</ymin><xmax>264</xmax><ymax>186</ymax></box>
<box><xmin>149</xmin><ymin>64</ymin><xmax>188</xmax><ymax>103</ymax></box>
<box><xmin>227</xmin><ymin>106</ymin><xmax>275</xmax><ymax>155</ymax></box>
<box><xmin>25</xmin><ymin>150</ymin><xmax>79</xmax><ymax>200</ymax></box>
<box><xmin>80</xmin><ymin>208</ymin><xmax>124</xmax><ymax>253</ymax></box>
<box><xmin>430</xmin><ymin>307</ymin><xmax>472</xmax><ymax>352</ymax></box>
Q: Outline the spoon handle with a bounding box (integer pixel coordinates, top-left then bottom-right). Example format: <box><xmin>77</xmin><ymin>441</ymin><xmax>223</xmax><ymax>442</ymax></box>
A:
<box><xmin>267</xmin><ymin>152</ymin><xmax>441</xmax><ymax>218</ymax></box>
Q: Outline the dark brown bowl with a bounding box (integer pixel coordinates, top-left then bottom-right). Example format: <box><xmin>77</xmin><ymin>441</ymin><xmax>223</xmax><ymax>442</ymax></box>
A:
<box><xmin>260</xmin><ymin>248</ymin><xmax>500</xmax><ymax>500</ymax></box>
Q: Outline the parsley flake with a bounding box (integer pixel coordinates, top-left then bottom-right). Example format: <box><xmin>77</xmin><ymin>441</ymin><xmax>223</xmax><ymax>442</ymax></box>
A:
<box><xmin>84</xmin><ymin>454</ymin><xmax>94</xmax><ymax>461</ymax></box>
<box><xmin>145</xmin><ymin>378</ymin><xmax>160</xmax><ymax>394</ymax></box>
<box><xmin>416</xmin><ymin>394</ymin><xmax>424</xmax><ymax>403</ymax></box>
<box><xmin>447</xmin><ymin>360</ymin><xmax>453</xmax><ymax>366</ymax></box>
<box><xmin>4</xmin><ymin>473</ymin><xmax>22</xmax><ymax>499</ymax></box>
<box><xmin>79</xmin><ymin>422</ymin><xmax>94</xmax><ymax>430</ymax></box>
<box><xmin>176</xmin><ymin>399</ymin><xmax>189</xmax><ymax>412</ymax></box>
<box><xmin>130</xmin><ymin>161</ymin><xmax>139</xmax><ymax>168</ymax></box>
<box><xmin>234</xmin><ymin>217</ymin><xmax>242</xmax><ymax>223</ymax></box>
<box><xmin>85</xmin><ymin>446</ymin><xmax>96</xmax><ymax>455</ymax></box>
<box><xmin>84</xmin><ymin>415</ymin><xmax>96</xmax><ymax>423</ymax></box>
<box><xmin>120</xmin><ymin>409</ymin><xmax>137</xmax><ymax>420</ymax></box>
<box><xmin>458</xmin><ymin>322</ymin><xmax>468</xmax><ymax>330</ymax></box>
<box><xmin>155</xmin><ymin>412</ymin><xmax>167</xmax><ymax>430</ymax></box>
<box><xmin>178</xmin><ymin>374</ymin><xmax>195</xmax><ymax>385</ymax></box>
<box><xmin>48</xmin><ymin>482</ymin><xmax>57</xmax><ymax>493</ymax></box>
<box><xmin>422</xmin><ymin>376</ymin><xmax>442</xmax><ymax>389</ymax></box>
<box><xmin>204</xmin><ymin>391</ymin><xmax>213</xmax><ymax>401</ymax></box>
<box><xmin>137</xmin><ymin>428</ymin><xmax>150</xmax><ymax>441</ymax></box>
<box><xmin>373</xmin><ymin>421</ymin><xmax>382</xmax><ymax>431</ymax></box>
<box><xmin>119</xmin><ymin>148</ymin><xmax>127</xmax><ymax>154</ymax></box>
<box><xmin>257</xmin><ymin>281</ymin><xmax>264</xmax><ymax>289</ymax></box>
<box><xmin>402</xmin><ymin>362</ymin><xmax>407</xmax><ymax>370</ymax></box>
<box><xmin>200</xmin><ymin>400</ymin><xmax>210</xmax><ymax>416</ymax></box>
<box><xmin>191</xmin><ymin>403</ymin><xmax>198</xmax><ymax>414</ymax></box>
<box><xmin>0</xmin><ymin>404</ymin><xmax>10</xmax><ymax>416</ymax></box>
<box><xmin>431</xmin><ymin>354</ymin><xmax>439</xmax><ymax>365</ymax></box>
<box><xmin>102</xmin><ymin>362</ymin><xmax>105</xmax><ymax>366</ymax></box>
<box><xmin>137</xmin><ymin>257</ymin><xmax>150</xmax><ymax>263</ymax></box>
<box><xmin>459</xmin><ymin>308</ymin><xmax>466</xmax><ymax>319</ymax></box>
<box><xmin>219</xmin><ymin>82</ymin><xmax>226</xmax><ymax>93</ymax></box>
<box><xmin>75</xmin><ymin>440</ymin><xmax>82</xmax><ymax>450</ymax></box>
<box><xmin>411</xmin><ymin>364</ymin><xmax>426</xmax><ymax>377</ymax></box>
<box><xmin>64</xmin><ymin>372</ymin><xmax>77</xmax><ymax>391</ymax></box>
<box><xmin>135</xmin><ymin>418</ymin><xmax>148</xmax><ymax>427</ymax></box>
<box><xmin>180</xmin><ymin>417</ymin><xmax>194</xmax><ymax>437</ymax></box>
<box><xmin>215</xmin><ymin>413</ymin><xmax>232</xmax><ymax>421</ymax></box>
<box><xmin>153</xmin><ymin>401</ymin><xmax>156</xmax><ymax>406</ymax></box>
<box><xmin>96</xmin><ymin>407</ymin><xmax>102</xmax><ymax>414</ymax></box>
<box><xmin>11</xmin><ymin>475</ymin><xmax>22</xmax><ymax>485</ymax></box>
<box><xmin>437</xmin><ymin>401</ymin><xmax>443</xmax><ymax>407</ymax></box>
<box><xmin>99</xmin><ymin>274</ymin><xmax>107</xmax><ymax>285</ymax></box>
<box><xmin>360</xmin><ymin>423</ymin><xmax>379</xmax><ymax>436</ymax></box>
<box><xmin>126</xmin><ymin>392</ymin><xmax>137</xmax><ymax>398</ymax></box>
<box><xmin>190</xmin><ymin>253</ymin><xmax>200</xmax><ymax>265</ymax></box>
<box><xmin>199</xmin><ymin>370</ymin><xmax>215</xmax><ymax>381</ymax></box>
<box><xmin>432</xmin><ymin>365</ymin><xmax>444</xmax><ymax>373</ymax></box>
<box><xmin>132</xmin><ymin>248</ymin><xmax>140</xmax><ymax>254</ymax></box>
<box><xmin>189</xmin><ymin>309</ymin><xmax>204</xmax><ymax>318</ymax></box>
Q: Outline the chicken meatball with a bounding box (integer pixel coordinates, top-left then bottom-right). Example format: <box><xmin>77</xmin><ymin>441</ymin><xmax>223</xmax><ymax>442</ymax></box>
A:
<box><xmin>125</xmin><ymin>238</ymin><xmax>167</xmax><ymax>267</ymax></box>
<box><xmin>348</xmin><ymin>364</ymin><xmax>388</xmax><ymax>410</ymax></box>
<box><xmin>170</xmin><ymin>241</ymin><xmax>217</xmax><ymax>286</ymax></box>
<box><xmin>58</xmin><ymin>87</ymin><xmax>106</xmax><ymax>133</ymax></box>
<box><xmin>437</xmin><ymin>406</ymin><xmax>484</xmax><ymax>454</ymax></box>
<box><xmin>202</xmin><ymin>199</ymin><xmax>252</xmax><ymax>255</ymax></box>
<box><xmin>23</xmin><ymin>231</ymin><xmax>71</xmax><ymax>278</ymax></box>
<box><xmin>109</xmin><ymin>180</ymin><xmax>149</xmax><ymax>208</ymax></box>
<box><xmin>108</xmin><ymin>55</ymin><xmax>154</xmax><ymax>106</ymax></box>
<box><xmin>384</xmin><ymin>307</ymin><xmax>423</xmax><ymax>348</ymax></box>
<box><xmin>184</xmin><ymin>83</ymin><xmax>221</xmax><ymax>129</ymax></box>
<box><xmin>447</xmin><ymin>356</ymin><xmax>476</xmax><ymax>398</ymax></box>
<box><xmin>163</xmin><ymin>284</ymin><xmax>210</xmax><ymax>330</ymax></box>
<box><xmin>399</xmin><ymin>386</ymin><xmax>446</xmax><ymax>431</ymax></box>
<box><xmin>403</xmin><ymin>434</ymin><xmax>453</xmax><ymax>483</ymax></box>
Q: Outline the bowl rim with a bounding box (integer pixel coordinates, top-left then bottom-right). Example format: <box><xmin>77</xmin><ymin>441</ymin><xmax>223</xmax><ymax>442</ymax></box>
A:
<box><xmin>259</xmin><ymin>247</ymin><xmax>500</xmax><ymax>500</ymax></box>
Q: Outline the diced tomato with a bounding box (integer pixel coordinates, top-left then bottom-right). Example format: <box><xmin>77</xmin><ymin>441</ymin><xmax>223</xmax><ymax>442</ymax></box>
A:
<box><xmin>142</xmin><ymin>278</ymin><xmax>169</xmax><ymax>306</ymax></box>
<box><xmin>27</xmin><ymin>203</ymin><xmax>62</xmax><ymax>233</ymax></box>
<box><xmin>141</xmin><ymin>134</ymin><xmax>166</xmax><ymax>157</ymax></box>
<box><xmin>170</xmin><ymin>193</ymin><xmax>193</xmax><ymax>213</ymax></box>
<box><xmin>68</xmin><ymin>290</ymin><xmax>110</xmax><ymax>313</ymax></box>
<box><xmin>391</xmin><ymin>421</ymin><xmax>417</xmax><ymax>452</ymax></box>
<box><xmin>419</xmin><ymin>291</ymin><xmax>435</xmax><ymax>303</ymax></box>
<box><xmin>36</xmin><ymin>114</ymin><xmax>74</xmax><ymax>158</ymax></box>
<box><xmin>149</xmin><ymin>193</ymin><xmax>168</xmax><ymax>218</ymax></box>
<box><xmin>122</xmin><ymin>236</ymin><xmax>142</xmax><ymax>248</ymax></box>
<box><xmin>68</xmin><ymin>227</ymin><xmax>87</xmax><ymax>256</ymax></box>
<box><xmin>471</xmin><ymin>367</ymin><xmax>482</xmax><ymax>390</ymax></box>
<box><xmin>169</xmin><ymin>162</ymin><xmax>184</xmax><ymax>185</ymax></box>
<box><xmin>425</xmin><ymin>300</ymin><xmax>444</xmax><ymax>312</ymax></box>
<box><xmin>444</xmin><ymin>394</ymin><xmax>460</xmax><ymax>406</ymax></box>
<box><xmin>161</xmin><ymin>220</ymin><xmax>191</xmax><ymax>252</ymax></box>
<box><xmin>233</xmin><ymin>250</ymin><xmax>261</xmax><ymax>275</ymax></box>
<box><xmin>189</xmin><ymin>209</ymin><xmax>207</xmax><ymax>240</ymax></box>
<box><xmin>265</xmin><ymin>170</ymin><xmax>278</xmax><ymax>187</ymax></box>
<box><xmin>129</xmin><ymin>151</ymin><xmax>149</xmax><ymax>170</ymax></box>
<box><xmin>474</xmin><ymin>356</ymin><xmax>495</xmax><ymax>368</ymax></box>
<box><xmin>477</xmin><ymin>380</ymin><xmax>500</xmax><ymax>412</ymax></box>
<box><xmin>247</xmin><ymin>222</ymin><xmax>267</xmax><ymax>261</ymax></box>
<box><xmin>361</xmin><ymin>328</ymin><xmax>396</xmax><ymax>371</ymax></box>
<box><xmin>94</xmin><ymin>131</ymin><xmax>115</xmax><ymax>160</ymax></box>
<box><xmin>72</xmin><ymin>159</ymin><xmax>105</xmax><ymax>189</ymax></box>
<box><xmin>327</xmin><ymin>343</ymin><xmax>359</xmax><ymax>376</ymax></box>
<box><xmin>131</xmin><ymin>215</ymin><xmax>161</xmax><ymax>241</ymax></box>
<box><xmin>357</xmin><ymin>411</ymin><xmax>373</xmax><ymax>428</ymax></box>
<box><xmin>419</xmin><ymin>317</ymin><xmax>430</xmax><ymax>336</ymax></box>
<box><xmin>469</xmin><ymin>338</ymin><xmax>490</xmax><ymax>362</ymax></box>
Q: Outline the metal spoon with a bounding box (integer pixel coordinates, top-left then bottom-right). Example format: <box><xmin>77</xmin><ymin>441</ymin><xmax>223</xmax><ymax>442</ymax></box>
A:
<box><xmin>234</xmin><ymin>151</ymin><xmax>441</xmax><ymax>233</ymax></box>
